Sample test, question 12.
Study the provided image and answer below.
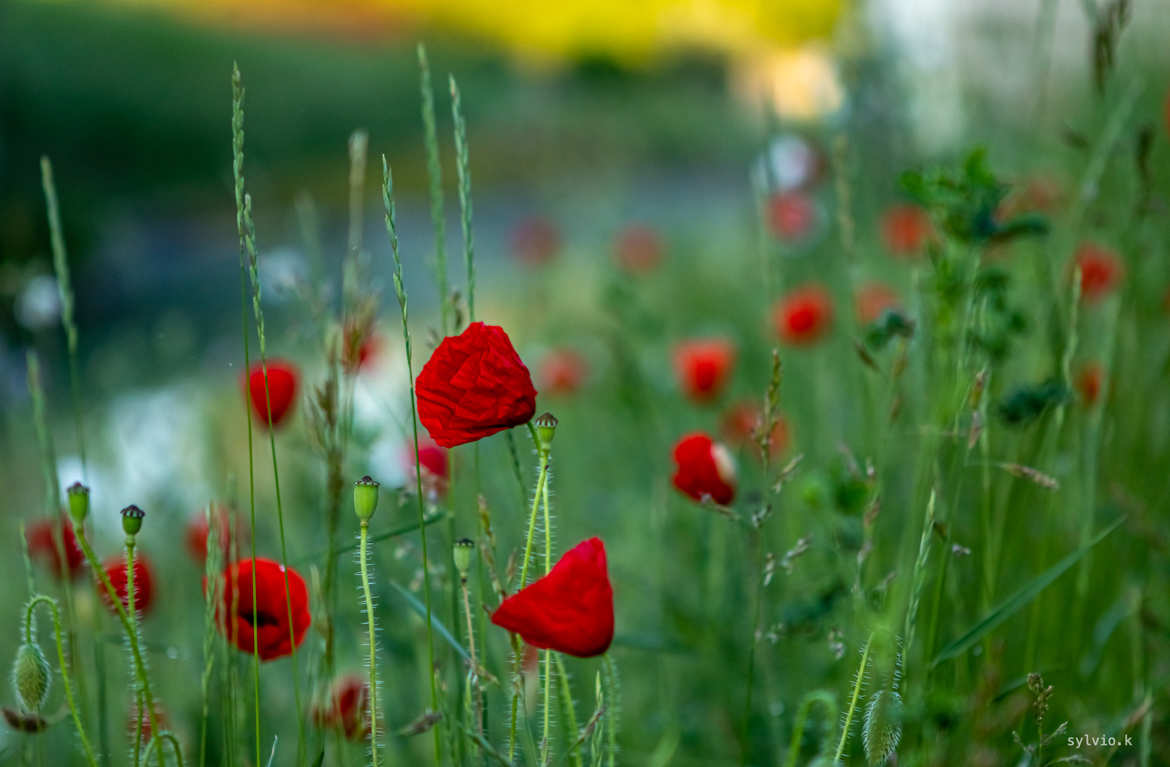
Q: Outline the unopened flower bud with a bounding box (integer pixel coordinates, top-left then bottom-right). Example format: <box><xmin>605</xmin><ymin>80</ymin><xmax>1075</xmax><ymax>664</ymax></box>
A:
<box><xmin>12</xmin><ymin>643</ymin><xmax>50</xmax><ymax>713</ymax></box>
<box><xmin>453</xmin><ymin>538</ymin><xmax>475</xmax><ymax>579</ymax></box>
<box><xmin>65</xmin><ymin>482</ymin><xmax>89</xmax><ymax>524</ymax></box>
<box><xmin>534</xmin><ymin>412</ymin><xmax>558</xmax><ymax>450</ymax></box>
<box><xmin>120</xmin><ymin>505</ymin><xmax>145</xmax><ymax>537</ymax></box>
<box><xmin>353</xmin><ymin>476</ymin><xmax>380</xmax><ymax>522</ymax></box>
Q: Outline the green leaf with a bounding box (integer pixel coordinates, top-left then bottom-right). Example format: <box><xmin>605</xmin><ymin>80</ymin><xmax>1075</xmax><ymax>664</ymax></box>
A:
<box><xmin>388</xmin><ymin>580</ymin><xmax>470</xmax><ymax>662</ymax></box>
<box><xmin>932</xmin><ymin>516</ymin><xmax>1125</xmax><ymax>666</ymax></box>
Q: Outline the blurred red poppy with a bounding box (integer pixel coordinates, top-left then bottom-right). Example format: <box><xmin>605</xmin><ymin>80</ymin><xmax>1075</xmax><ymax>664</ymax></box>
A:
<box><xmin>185</xmin><ymin>504</ymin><xmax>240</xmax><ymax>564</ymax></box>
<box><xmin>416</xmin><ymin>322</ymin><xmax>537</xmax><ymax>447</ymax></box>
<box><xmin>721</xmin><ymin>401</ymin><xmax>790</xmax><ymax>461</ymax></box>
<box><xmin>126</xmin><ymin>699</ymin><xmax>167</xmax><ymax>745</ymax></box>
<box><xmin>512</xmin><ymin>216</ymin><xmax>561</xmax><ymax>266</ymax></box>
<box><xmin>1072</xmin><ymin>243</ymin><xmax>1123</xmax><ymax>302</ymax></box>
<box><xmin>98</xmin><ymin>554</ymin><xmax>156</xmax><ymax>616</ymax></box>
<box><xmin>539</xmin><ymin>348</ymin><xmax>588</xmax><ymax>396</ymax></box>
<box><xmin>773</xmin><ymin>284</ymin><xmax>833</xmax><ymax>346</ymax></box>
<box><xmin>491</xmin><ymin>537</ymin><xmax>614</xmax><ymax>658</ymax></box>
<box><xmin>672</xmin><ymin>432</ymin><xmax>737</xmax><ymax>505</ymax></box>
<box><xmin>25</xmin><ymin>517</ymin><xmax>84</xmax><ymax>579</ymax></box>
<box><xmin>212</xmin><ymin>558</ymin><xmax>310</xmax><ymax>662</ymax></box>
<box><xmin>880</xmin><ymin>205</ymin><xmax>932</xmax><ymax>258</ymax></box>
<box><xmin>766</xmin><ymin>191</ymin><xmax>816</xmax><ymax>241</ymax></box>
<box><xmin>404</xmin><ymin>437</ymin><xmax>450</xmax><ymax>499</ymax></box>
<box><xmin>343</xmin><ymin>329</ymin><xmax>382</xmax><ymax>374</ymax></box>
<box><xmin>1076</xmin><ymin>362</ymin><xmax>1104</xmax><ymax>406</ymax></box>
<box><xmin>244</xmin><ymin>359</ymin><xmax>299</xmax><ymax>428</ymax></box>
<box><xmin>854</xmin><ymin>282</ymin><xmax>901</xmax><ymax>325</ymax></box>
<box><xmin>312</xmin><ymin>674</ymin><xmax>371</xmax><ymax>740</ymax></box>
<box><xmin>673</xmin><ymin>339</ymin><xmax>736</xmax><ymax>403</ymax></box>
<box><xmin>614</xmin><ymin>225</ymin><xmax>664</xmax><ymax>274</ymax></box>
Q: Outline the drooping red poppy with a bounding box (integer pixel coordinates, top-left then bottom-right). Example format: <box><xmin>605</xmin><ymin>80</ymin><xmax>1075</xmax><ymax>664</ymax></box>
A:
<box><xmin>773</xmin><ymin>284</ymin><xmax>833</xmax><ymax>346</ymax></box>
<box><xmin>721</xmin><ymin>401</ymin><xmax>790</xmax><ymax>461</ymax></box>
<box><xmin>491</xmin><ymin>537</ymin><xmax>614</xmax><ymax>658</ymax></box>
<box><xmin>212</xmin><ymin>558</ymin><xmax>310</xmax><ymax>662</ymax></box>
<box><xmin>671</xmin><ymin>433</ymin><xmax>737</xmax><ymax>505</ymax></box>
<box><xmin>244</xmin><ymin>359</ymin><xmax>299</xmax><ymax>428</ymax></box>
<box><xmin>416</xmin><ymin>322</ymin><xmax>538</xmax><ymax>448</ymax></box>
<box><xmin>880</xmin><ymin>205</ymin><xmax>932</xmax><ymax>257</ymax></box>
<box><xmin>766</xmin><ymin>191</ymin><xmax>816</xmax><ymax>242</ymax></box>
<box><xmin>25</xmin><ymin>517</ymin><xmax>84</xmax><ymax>579</ymax></box>
<box><xmin>312</xmin><ymin>674</ymin><xmax>371</xmax><ymax>741</ymax></box>
<box><xmin>1072</xmin><ymin>243</ymin><xmax>1123</xmax><ymax>302</ymax></box>
<box><xmin>512</xmin><ymin>216</ymin><xmax>561</xmax><ymax>266</ymax></box>
<box><xmin>1075</xmin><ymin>362</ymin><xmax>1104</xmax><ymax>406</ymax></box>
<box><xmin>672</xmin><ymin>338</ymin><xmax>736</xmax><ymax>403</ymax></box>
<box><xmin>98</xmin><ymin>554</ymin><xmax>156</xmax><ymax>616</ymax></box>
<box><xmin>538</xmin><ymin>348</ymin><xmax>588</xmax><ymax>396</ymax></box>
<box><xmin>185</xmin><ymin>504</ymin><xmax>241</xmax><ymax>564</ymax></box>
<box><xmin>404</xmin><ymin>437</ymin><xmax>450</xmax><ymax>499</ymax></box>
<box><xmin>854</xmin><ymin>282</ymin><xmax>901</xmax><ymax>325</ymax></box>
<box><xmin>614</xmin><ymin>225</ymin><xmax>664</xmax><ymax>274</ymax></box>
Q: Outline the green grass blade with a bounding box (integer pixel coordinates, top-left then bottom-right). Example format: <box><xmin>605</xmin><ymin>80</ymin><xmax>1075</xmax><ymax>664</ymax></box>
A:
<box><xmin>387</xmin><ymin>580</ymin><xmax>471</xmax><ymax>663</ymax></box>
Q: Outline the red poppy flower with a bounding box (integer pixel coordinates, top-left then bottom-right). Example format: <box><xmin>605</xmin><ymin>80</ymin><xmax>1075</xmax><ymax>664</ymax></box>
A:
<box><xmin>721</xmin><ymin>401</ymin><xmax>790</xmax><ymax>461</ymax></box>
<box><xmin>404</xmin><ymin>437</ymin><xmax>450</xmax><ymax>499</ymax></box>
<box><xmin>671</xmin><ymin>432</ymin><xmax>737</xmax><ymax>505</ymax></box>
<box><xmin>25</xmin><ymin>517</ymin><xmax>84</xmax><ymax>579</ymax></box>
<box><xmin>855</xmin><ymin>282</ymin><xmax>901</xmax><ymax>325</ymax></box>
<box><xmin>673</xmin><ymin>338</ymin><xmax>736</xmax><ymax>403</ymax></box>
<box><xmin>1072</xmin><ymin>243</ymin><xmax>1123</xmax><ymax>302</ymax></box>
<box><xmin>880</xmin><ymin>205</ymin><xmax>932</xmax><ymax>257</ymax></box>
<box><xmin>126</xmin><ymin>699</ymin><xmax>167</xmax><ymax>745</ymax></box>
<box><xmin>773</xmin><ymin>284</ymin><xmax>833</xmax><ymax>346</ymax></box>
<box><xmin>1075</xmin><ymin>362</ymin><xmax>1104</xmax><ymax>406</ymax></box>
<box><xmin>539</xmin><ymin>348</ymin><xmax>588</xmax><ymax>396</ymax></box>
<box><xmin>491</xmin><ymin>538</ymin><xmax>614</xmax><ymax>658</ymax></box>
<box><xmin>98</xmin><ymin>554</ymin><xmax>156</xmax><ymax>616</ymax></box>
<box><xmin>312</xmin><ymin>675</ymin><xmax>371</xmax><ymax>740</ymax></box>
<box><xmin>185</xmin><ymin>504</ymin><xmax>241</xmax><ymax>564</ymax></box>
<box><xmin>244</xmin><ymin>359</ymin><xmax>299</xmax><ymax>428</ymax></box>
<box><xmin>416</xmin><ymin>322</ymin><xmax>538</xmax><ymax>448</ymax></box>
<box><xmin>512</xmin><ymin>216</ymin><xmax>561</xmax><ymax>266</ymax></box>
<box><xmin>212</xmin><ymin>558</ymin><xmax>310</xmax><ymax>661</ymax></box>
<box><xmin>767</xmin><ymin>191</ymin><xmax>816</xmax><ymax>241</ymax></box>
<box><xmin>614</xmin><ymin>225</ymin><xmax>663</xmax><ymax>274</ymax></box>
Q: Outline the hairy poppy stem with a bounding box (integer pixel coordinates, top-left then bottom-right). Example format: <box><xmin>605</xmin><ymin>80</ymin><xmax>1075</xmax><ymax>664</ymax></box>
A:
<box><xmin>540</xmin><ymin>453</ymin><xmax>555</xmax><ymax>766</ymax></box>
<box><xmin>25</xmin><ymin>596</ymin><xmax>98</xmax><ymax>767</ymax></box>
<box><xmin>359</xmin><ymin>521</ymin><xmax>381</xmax><ymax>767</ymax></box>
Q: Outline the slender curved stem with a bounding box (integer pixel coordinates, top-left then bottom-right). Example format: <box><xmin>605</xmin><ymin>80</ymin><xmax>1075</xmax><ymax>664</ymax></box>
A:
<box><xmin>833</xmin><ymin>633</ymin><xmax>873</xmax><ymax>764</ymax></box>
<box><xmin>127</xmin><ymin>539</ymin><xmax>148</xmax><ymax>767</ymax></box>
<box><xmin>541</xmin><ymin>460</ymin><xmax>554</xmax><ymax>764</ymax></box>
<box><xmin>359</xmin><ymin>522</ymin><xmax>381</xmax><ymax>767</ymax></box>
<box><xmin>141</xmin><ymin>733</ymin><xmax>185</xmax><ymax>767</ymax></box>
<box><xmin>25</xmin><ymin>596</ymin><xmax>97</xmax><ymax>767</ymax></box>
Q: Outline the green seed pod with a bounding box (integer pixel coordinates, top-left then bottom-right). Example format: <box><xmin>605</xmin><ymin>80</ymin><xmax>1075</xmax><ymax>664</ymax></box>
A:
<box><xmin>65</xmin><ymin>482</ymin><xmax>90</xmax><ymax>524</ymax></box>
<box><xmin>120</xmin><ymin>504</ymin><xmax>145</xmax><ymax>537</ymax></box>
<box><xmin>862</xmin><ymin>688</ymin><xmax>903</xmax><ymax>766</ymax></box>
<box><xmin>452</xmin><ymin>538</ymin><xmax>475</xmax><ymax>579</ymax></box>
<box><xmin>353</xmin><ymin>475</ymin><xmax>380</xmax><ymax>522</ymax></box>
<box><xmin>12</xmin><ymin>643</ymin><xmax>50</xmax><ymax>713</ymax></box>
<box><xmin>534</xmin><ymin>412</ymin><xmax>558</xmax><ymax>450</ymax></box>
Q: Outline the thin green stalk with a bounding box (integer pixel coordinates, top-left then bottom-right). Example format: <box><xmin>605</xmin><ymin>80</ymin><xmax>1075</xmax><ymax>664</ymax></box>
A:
<box><xmin>127</xmin><ymin>539</ymin><xmax>145</xmax><ymax>767</ymax></box>
<box><xmin>553</xmin><ymin>655</ymin><xmax>582</xmax><ymax>767</ymax></box>
<box><xmin>382</xmin><ymin>155</ymin><xmax>443</xmax><ymax>765</ymax></box>
<box><xmin>783</xmin><ymin>691</ymin><xmax>836</xmax><ymax>767</ymax></box>
<box><xmin>833</xmin><ymin>633</ymin><xmax>873</xmax><ymax>764</ymax></box>
<box><xmin>541</xmin><ymin>464</ymin><xmax>555</xmax><ymax>766</ymax></box>
<box><xmin>231</xmin><ymin>64</ymin><xmax>306</xmax><ymax>766</ymax></box>
<box><xmin>449</xmin><ymin>75</ymin><xmax>475</xmax><ymax>322</ymax></box>
<box><xmin>418</xmin><ymin>43</ymin><xmax>450</xmax><ymax>335</ymax></box>
<box><xmin>141</xmin><ymin>734</ymin><xmax>185</xmax><ymax>767</ymax></box>
<box><xmin>359</xmin><ymin>522</ymin><xmax>381</xmax><ymax>767</ymax></box>
<box><xmin>26</xmin><ymin>596</ymin><xmax>97</xmax><ymax>767</ymax></box>
<box><xmin>600</xmin><ymin>655</ymin><xmax>620</xmax><ymax>767</ymax></box>
<box><xmin>740</xmin><ymin>531</ymin><xmax>764</xmax><ymax>767</ymax></box>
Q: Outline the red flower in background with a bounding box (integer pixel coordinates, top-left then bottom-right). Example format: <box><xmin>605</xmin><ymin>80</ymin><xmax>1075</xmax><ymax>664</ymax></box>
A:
<box><xmin>773</xmin><ymin>284</ymin><xmax>833</xmax><ymax>346</ymax></box>
<box><xmin>245</xmin><ymin>359</ymin><xmax>299</xmax><ymax>428</ymax></box>
<box><xmin>416</xmin><ymin>322</ymin><xmax>538</xmax><ymax>448</ymax></box>
<box><xmin>312</xmin><ymin>675</ymin><xmax>372</xmax><ymax>740</ymax></box>
<box><xmin>98</xmin><ymin>554</ymin><xmax>156</xmax><ymax>616</ymax></box>
<box><xmin>539</xmin><ymin>348</ymin><xmax>588</xmax><ymax>396</ymax></box>
<box><xmin>126</xmin><ymin>699</ymin><xmax>168</xmax><ymax>746</ymax></box>
<box><xmin>614</xmin><ymin>225</ymin><xmax>664</xmax><ymax>274</ymax></box>
<box><xmin>212</xmin><ymin>558</ymin><xmax>310</xmax><ymax>661</ymax></box>
<box><xmin>25</xmin><ymin>517</ymin><xmax>84</xmax><ymax>579</ymax></box>
<box><xmin>512</xmin><ymin>216</ymin><xmax>561</xmax><ymax>266</ymax></box>
<box><xmin>673</xmin><ymin>339</ymin><xmax>736</xmax><ymax>403</ymax></box>
<box><xmin>404</xmin><ymin>437</ymin><xmax>450</xmax><ymax>499</ymax></box>
<box><xmin>1072</xmin><ymin>243</ymin><xmax>1123</xmax><ymax>302</ymax></box>
<box><xmin>672</xmin><ymin>433</ymin><xmax>737</xmax><ymax>505</ymax></box>
<box><xmin>1076</xmin><ymin>362</ymin><xmax>1104</xmax><ymax>406</ymax></box>
<box><xmin>880</xmin><ymin>205</ymin><xmax>932</xmax><ymax>257</ymax></box>
<box><xmin>766</xmin><ymin>191</ymin><xmax>816</xmax><ymax>241</ymax></box>
<box><xmin>998</xmin><ymin>176</ymin><xmax>1065</xmax><ymax>220</ymax></box>
<box><xmin>721</xmin><ymin>401</ymin><xmax>790</xmax><ymax>461</ymax></box>
<box><xmin>491</xmin><ymin>537</ymin><xmax>614</xmax><ymax>658</ymax></box>
<box><xmin>854</xmin><ymin>282</ymin><xmax>901</xmax><ymax>325</ymax></box>
<box><xmin>185</xmin><ymin>504</ymin><xmax>241</xmax><ymax>564</ymax></box>
<box><xmin>343</xmin><ymin>331</ymin><xmax>382</xmax><ymax>375</ymax></box>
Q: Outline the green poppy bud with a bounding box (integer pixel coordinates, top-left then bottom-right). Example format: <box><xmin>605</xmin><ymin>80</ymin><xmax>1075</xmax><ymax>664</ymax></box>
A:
<box><xmin>354</xmin><ymin>475</ymin><xmax>380</xmax><ymax>522</ymax></box>
<box><xmin>65</xmin><ymin>482</ymin><xmax>89</xmax><ymax>524</ymax></box>
<box><xmin>12</xmin><ymin>643</ymin><xmax>50</xmax><ymax>713</ymax></box>
<box><xmin>120</xmin><ymin>504</ymin><xmax>145</xmax><ymax>537</ymax></box>
<box><xmin>453</xmin><ymin>538</ymin><xmax>475</xmax><ymax>579</ymax></box>
<box><xmin>534</xmin><ymin>412</ymin><xmax>558</xmax><ymax>450</ymax></box>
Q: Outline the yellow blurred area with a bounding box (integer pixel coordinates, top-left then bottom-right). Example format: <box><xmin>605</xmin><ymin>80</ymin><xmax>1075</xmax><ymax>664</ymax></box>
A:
<box><xmin>101</xmin><ymin>0</ymin><xmax>844</xmax><ymax>64</ymax></box>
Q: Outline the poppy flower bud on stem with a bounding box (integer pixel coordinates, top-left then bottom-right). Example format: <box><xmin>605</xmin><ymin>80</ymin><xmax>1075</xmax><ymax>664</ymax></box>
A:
<box><xmin>12</xmin><ymin>642</ymin><xmax>50</xmax><ymax>713</ymax></box>
<box><xmin>533</xmin><ymin>412</ymin><xmax>558</xmax><ymax>452</ymax></box>
<box><xmin>66</xmin><ymin>482</ymin><xmax>89</xmax><ymax>525</ymax></box>
<box><xmin>120</xmin><ymin>504</ymin><xmax>145</xmax><ymax>539</ymax></box>
<box><xmin>453</xmin><ymin>538</ymin><xmax>475</xmax><ymax>583</ymax></box>
<box><xmin>353</xmin><ymin>476</ymin><xmax>380</xmax><ymax>523</ymax></box>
